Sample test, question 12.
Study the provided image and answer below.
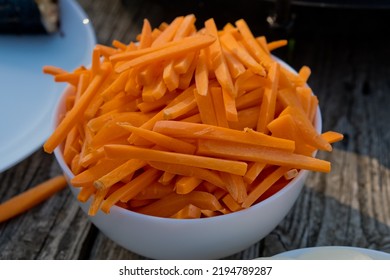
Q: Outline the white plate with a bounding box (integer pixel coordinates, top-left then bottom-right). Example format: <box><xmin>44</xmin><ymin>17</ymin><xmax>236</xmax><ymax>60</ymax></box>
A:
<box><xmin>0</xmin><ymin>0</ymin><xmax>95</xmax><ymax>172</ymax></box>
<box><xmin>268</xmin><ymin>246</ymin><xmax>390</xmax><ymax>260</ymax></box>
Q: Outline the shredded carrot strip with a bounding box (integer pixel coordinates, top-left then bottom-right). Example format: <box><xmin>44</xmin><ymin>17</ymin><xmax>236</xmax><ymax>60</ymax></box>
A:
<box><xmin>133</xmin><ymin>182</ymin><xmax>174</xmax><ymax>200</ymax></box>
<box><xmin>267</xmin><ymin>39</ymin><xmax>288</xmax><ymax>52</ymax></box>
<box><xmin>44</xmin><ymin>66</ymin><xmax>110</xmax><ymax>153</ymax></box>
<box><xmin>195</xmin><ymin>50</ymin><xmax>209</xmax><ymax>96</ymax></box>
<box><xmin>115</xmin><ymin>35</ymin><xmax>216</xmax><ymax>73</ymax></box>
<box><xmin>149</xmin><ymin>161</ymin><xmax>225</xmax><ymax>188</ymax></box>
<box><xmin>257</xmin><ymin>62</ymin><xmax>280</xmax><ymax>133</ymax></box>
<box><xmin>235</xmin><ymin>19</ymin><xmax>272</xmax><ymax>68</ymax></box>
<box><xmin>321</xmin><ymin>131</ymin><xmax>344</xmax><ymax>144</ymax></box>
<box><xmin>93</xmin><ymin>159</ymin><xmax>146</xmax><ymax>190</ymax></box>
<box><xmin>244</xmin><ymin>162</ymin><xmax>267</xmax><ymax>184</ymax></box>
<box><xmin>0</xmin><ymin>176</ymin><xmax>67</xmax><ymax>223</ymax></box>
<box><xmin>153</xmin><ymin>121</ymin><xmax>295</xmax><ymax>151</ymax></box>
<box><xmin>204</xmin><ymin>18</ymin><xmax>237</xmax><ymax>98</ymax></box>
<box><xmin>175</xmin><ymin>176</ymin><xmax>203</xmax><ymax>194</ymax></box>
<box><xmin>120</xmin><ymin>124</ymin><xmax>197</xmax><ymax>154</ymax></box>
<box><xmin>104</xmin><ymin>144</ymin><xmax>248</xmax><ymax>176</ymax></box>
<box><xmin>101</xmin><ymin>168</ymin><xmax>161</xmax><ymax>213</ymax></box>
<box><xmin>220</xmin><ymin>32</ymin><xmax>266</xmax><ymax>76</ymax></box>
<box><xmin>197</xmin><ymin>139</ymin><xmax>331</xmax><ymax>173</ymax></box>
<box><xmin>242</xmin><ymin>166</ymin><xmax>289</xmax><ymax>208</ymax></box>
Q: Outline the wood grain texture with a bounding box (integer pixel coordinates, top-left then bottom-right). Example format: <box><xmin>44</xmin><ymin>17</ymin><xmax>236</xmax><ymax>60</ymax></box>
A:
<box><xmin>0</xmin><ymin>0</ymin><xmax>389</xmax><ymax>259</ymax></box>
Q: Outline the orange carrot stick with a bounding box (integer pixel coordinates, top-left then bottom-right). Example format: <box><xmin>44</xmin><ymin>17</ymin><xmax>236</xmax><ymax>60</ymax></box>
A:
<box><xmin>136</xmin><ymin>192</ymin><xmax>190</xmax><ymax>218</ymax></box>
<box><xmin>194</xmin><ymin>88</ymin><xmax>218</xmax><ymax>125</ymax></box>
<box><xmin>242</xmin><ymin>166</ymin><xmax>289</xmax><ymax>208</ymax></box>
<box><xmin>115</xmin><ymin>35</ymin><xmax>216</xmax><ymax>73</ymax></box>
<box><xmin>120</xmin><ymin>124</ymin><xmax>197</xmax><ymax>154</ymax></box>
<box><xmin>321</xmin><ymin>131</ymin><xmax>344</xmax><ymax>143</ymax></box>
<box><xmin>93</xmin><ymin>159</ymin><xmax>147</xmax><ymax>190</ymax></box>
<box><xmin>149</xmin><ymin>161</ymin><xmax>225</xmax><ymax>188</ymax></box>
<box><xmin>197</xmin><ymin>139</ymin><xmax>331</xmax><ymax>173</ymax></box>
<box><xmin>153</xmin><ymin>120</ymin><xmax>295</xmax><ymax>151</ymax></box>
<box><xmin>133</xmin><ymin>182</ymin><xmax>174</xmax><ymax>200</ymax></box>
<box><xmin>281</xmin><ymin>106</ymin><xmax>332</xmax><ymax>151</ymax></box>
<box><xmin>100</xmin><ymin>168</ymin><xmax>161</xmax><ymax>213</ymax></box>
<box><xmin>104</xmin><ymin>144</ymin><xmax>248</xmax><ymax>176</ymax></box>
<box><xmin>267</xmin><ymin>40</ymin><xmax>288</xmax><ymax>52</ymax></box>
<box><xmin>235</xmin><ymin>19</ymin><xmax>272</xmax><ymax>67</ymax></box>
<box><xmin>220</xmin><ymin>32</ymin><xmax>266</xmax><ymax>76</ymax></box>
<box><xmin>257</xmin><ymin>61</ymin><xmax>280</xmax><ymax>133</ymax></box>
<box><xmin>0</xmin><ymin>176</ymin><xmax>67</xmax><ymax>223</ymax></box>
<box><xmin>175</xmin><ymin>176</ymin><xmax>203</xmax><ymax>194</ymax></box>
<box><xmin>44</xmin><ymin>66</ymin><xmax>109</xmax><ymax>153</ymax></box>
<box><xmin>204</xmin><ymin>18</ymin><xmax>237</xmax><ymax>98</ymax></box>
<box><xmin>195</xmin><ymin>50</ymin><xmax>209</xmax><ymax>96</ymax></box>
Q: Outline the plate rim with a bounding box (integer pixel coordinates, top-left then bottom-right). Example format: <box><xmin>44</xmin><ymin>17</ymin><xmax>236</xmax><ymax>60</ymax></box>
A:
<box><xmin>269</xmin><ymin>246</ymin><xmax>390</xmax><ymax>260</ymax></box>
<box><xmin>0</xmin><ymin>0</ymin><xmax>96</xmax><ymax>173</ymax></box>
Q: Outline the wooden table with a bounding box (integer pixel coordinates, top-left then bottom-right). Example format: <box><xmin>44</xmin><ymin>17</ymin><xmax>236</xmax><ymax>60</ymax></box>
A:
<box><xmin>1</xmin><ymin>0</ymin><xmax>390</xmax><ymax>259</ymax></box>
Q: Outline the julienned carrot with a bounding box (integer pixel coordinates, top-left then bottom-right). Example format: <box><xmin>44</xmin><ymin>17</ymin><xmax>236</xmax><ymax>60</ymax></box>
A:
<box><xmin>235</xmin><ymin>19</ymin><xmax>272</xmax><ymax>68</ymax></box>
<box><xmin>172</xmin><ymin>204</ymin><xmax>202</xmax><ymax>219</ymax></box>
<box><xmin>267</xmin><ymin>40</ymin><xmax>288</xmax><ymax>52</ymax></box>
<box><xmin>133</xmin><ymin>182</ymin><xmax>174</xmax><ymax>200</ymax></box>
<box><xmin>194</xmin><ymin>88</ymin><xmax>218</xmax><ymax>125</ymax></box>
<box><xmin>151</xmin><ymin>16</ymin><xmax>184</xmax><ymax>47</ymax></box>
<box><xmin>210</xmin><ymin>87</ymin><xmax>229</xmax><ymax>127</ymax></box>
<box><xmin>44</xmin><ymin>65</ymin><xmax>110</xmax><ymax>154</ymax></box>
<box><xmin>220</xmin><ymin>32</ymin><xmax>266</xmax><ymax>76</ymax></box>
<box><xmin>163</xmin><ymin>94</ymin><xmax>197</xmax><ymax>120</ymax></box>
<box><xmin>222</xmin><ymin>193</ymin><xmax>243</xmax><ymax>212</ymax></box>
<box><xmin>149</xmin><ymin>161</ymin><xmax>226</xmax><ymax>188</ymax></box>
<box><xmin>137</xmin><ymin>191</ymin><xmax>221</xmax><ymax>218</ymax></box>
<box><xmin>43</xmin><ymin>65</ymin><xmax>67</xmax><ymax>75</ymax></box>
<box><xmin>243</xmin><ymin>162</ymin><xmax>267</xmax><ymax>184</ymax></box>
<box><xmin>87</xmin><ymin>111</ymin><xmax>153</xmax><ymax>132</ymax></box>
<box><xmin>158</xmin><ymin>171</ymin><xmax>176</xmax><ymax>185</ymax></box>
<box><xmin>223</xmin><ymin>49</ymin><xmax>246</xmax><ymax>79</ymax></box>
<box><xmin>281</xmin><ymin>106</ymin><xmax>332</xmax><ymax>151</ymax></box>
<box><xmin>127</xmin><ymin>85</ymin><xmax>195</xmax><ymax>145</ymax></box>
<box><xmin>195</xmin><ymin>50</ymin><xmax>209</xmax><ymax>96</ymax></box>
<box><xmin>115</xmin><ymin>34</ymin><xmax>216</xmax><ymax>73</ymax></box>
<box><xmin>268</xmin><ymin>113</ymin><xmax>315</xmax><ymax>156</ymax></box>
<box><xmin>257</xmin><ymin>61</ymin><xmax>280</xmax><ymax>133</ymax></box>
<box><xmin>242</xmin><ymin>166</ymin><xmax>289</xmax><ymax>208</ymax></box>
<box><xmin>152</xmin><ymin>120</ymin><xmax>295</xmax><ymax>151</ymax></box>
<box><xmin>101</xmin><ymin>168</ymin><xmax>161</xmax><ymax>213</ymax></box>
<box><xmin>219</xmin><ymin>172</ymin><xmax>247</xmax><ymax>203</ymax></box>
<box><xmin>119</xmin><ymin>123</ymin><xmax>197</xmax><ymax>154</ymax></box>
<box><xmin>197</xmin><ymin>139</ymin><xmax>331</xmax><ymax>173</ymax></box>
<box><xmin>136</xmin><ymin>192</ymin><xmax>189</xmax><ymax>217</ymax></box>
<box><xmin>298</xmin><ymin>66</ymin><xmax>311</xmax><ymax>83</ymax></box>
<box><xmin>321</xmin><ymin>131</ymin><xmax>344</xmax><ymax>143</ymax></box>
<box><xmin>93</xmin><ymin>159</ymin><xmax>147</xmax><ymax>190</ymax></box>
<box><xmin>43</xmin><ymin>15</ymin><xmax>342</xmax><ymax>218</ymax></box>
<box><xmin>71</xmin><ymin>159</ymin><xmax>127</xmax><ymax>187</ymax></box>
<box><xmin>204</xmin><ymin>18</ymin><xmax>237</xmax><ymax>98</ymax></box>
<box><xmin>104</xmin><ymin>144</ymin><xmax>248</xmax><ymax>176</ymax></box>
<box><xmin>0</xmin><ymin>176</ymin><xmax>67</xmax><ymax>223</ymax></box>
<box><xmin>175</xmin><ymin>176</ymin><xmax>203</xmax><ymax>194</ymax></box>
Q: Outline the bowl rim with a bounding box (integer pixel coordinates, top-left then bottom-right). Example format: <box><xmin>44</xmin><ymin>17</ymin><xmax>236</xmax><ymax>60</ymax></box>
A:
<box><xmin>53</xmin><ymin>57</ymin><xmax>322</xmax><ymax>224</ymax></box>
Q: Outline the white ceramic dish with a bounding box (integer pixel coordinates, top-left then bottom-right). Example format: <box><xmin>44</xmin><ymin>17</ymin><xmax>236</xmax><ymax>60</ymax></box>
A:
<box><xmin>267</xmin><ymin>246</ymin><xmax>390</xmax><ymax>260</ymax></box>
<box><xmin>0</xmin><ymin>0</ymin><xmax>95</xmax><ymax>173</ymax></box>
<box><xmin>54</xmin><ymin>80</ymin><xmax>322</xmax><ymax>259</ymax></box>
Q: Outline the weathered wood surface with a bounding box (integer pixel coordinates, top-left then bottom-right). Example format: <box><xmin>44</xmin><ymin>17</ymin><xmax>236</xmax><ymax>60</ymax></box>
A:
<box><xmin>1</xmin><ymin>0</ymin><xmax>390</xmax><ymax>259</ymax></box>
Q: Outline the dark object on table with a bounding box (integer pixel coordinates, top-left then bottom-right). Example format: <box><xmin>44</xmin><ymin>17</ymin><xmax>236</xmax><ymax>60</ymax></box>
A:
<box><xmin>0</xmin><ymin>0</ymin><xmax>59</xmax><ymax>34</ymax></box>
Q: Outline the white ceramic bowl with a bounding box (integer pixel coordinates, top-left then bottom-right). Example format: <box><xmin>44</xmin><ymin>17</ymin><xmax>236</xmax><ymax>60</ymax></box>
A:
<box><xmin>53</xmin><ymin>83</ymin><xmax>322</xmax><ymax>260</ymax></box>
